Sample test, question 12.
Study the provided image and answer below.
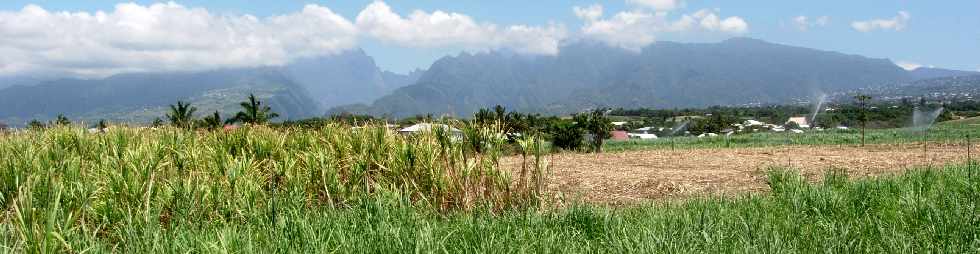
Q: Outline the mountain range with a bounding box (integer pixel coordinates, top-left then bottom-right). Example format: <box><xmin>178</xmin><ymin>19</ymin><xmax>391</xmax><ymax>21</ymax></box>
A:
<box><xmin>336</xmin><ymin>38</ymin><xmax>978</xmax><ymax>118</ymax></box>
<box><xmin>0</xmin><ymin>38</ymin><xmax>977</xmax><ymax>125</ymax></box>
<box><xmin>0</xmin><ymin>50</ymin><xmax>417</xmax><ymax>125</ymax></box>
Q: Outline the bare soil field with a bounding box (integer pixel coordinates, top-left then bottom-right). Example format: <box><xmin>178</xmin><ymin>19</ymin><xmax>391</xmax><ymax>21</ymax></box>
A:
<box><xmin>503</xmin><ymin>142</ymin><xmax>979</xmax><ymax>205</ymax></box>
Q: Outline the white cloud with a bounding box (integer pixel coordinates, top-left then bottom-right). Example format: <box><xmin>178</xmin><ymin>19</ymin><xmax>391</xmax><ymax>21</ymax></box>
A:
<box><xmin>894</xmin><ymin>60</ymin><xmax>935</xmax><ymax>71</ymax></box>
<box><xmin>0</xmin><ymin>2</ymin><xmax>358</xmax><ymax>77</ymax></box>
<box><xmin>852</xmin><ymin>11</ymin><xmax>910</xmax><ymax>32</ymax></box>
<box><xmin>576</xmin><ymin>5</ymin><xmax>748</xmax><ymax>50</ymax></box>
<box><xmin>0</xmin><ymin>1</ymin><xmax>567</xmax><ymax>77</ymax></box>
<box><xmin>792</xmin><ymin>15</ymin><xmax>829</xmax><ymax>31</ymax></box>
<box><xmin>355</xmin><ymin>1</ymin><xmax>566</xmax><ymax>55</ymax></box>
<box><xmin>573</xmin><ymin>4</ymin><xmax>603</xmax><ymax>22</ymax></box>
<box><xmin>627</xmin><ymin>0</ymin><xmax>684</xmax><ymax>11</ymax></box>
<box><xmin>895</xmin><ymin>61</ymin><xmax>922</xmax><ymax>71</ymax></box>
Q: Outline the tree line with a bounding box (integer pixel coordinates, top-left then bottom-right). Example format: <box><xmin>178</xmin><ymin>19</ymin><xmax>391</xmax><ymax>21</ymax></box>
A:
<box><xmin>18</xmin><ymin>94</ymin><xmax>280</xmax><ymax>131</ymax></box>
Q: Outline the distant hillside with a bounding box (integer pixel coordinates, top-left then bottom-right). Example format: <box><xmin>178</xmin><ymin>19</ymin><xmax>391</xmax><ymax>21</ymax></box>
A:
<box><xmin>909</xmin><ymin>67</ymin><xmax>980</xmax><ymax>81</ymax></box>
<box><xmin>844</xmin><ymin>75</ymin><xmax>980</xmax><ymax>101</ymax></box>
<box><xmin>282</xmin><ymin>49</ymin><xmax>418</xmax><ymax>110</ymax></box>
<box><xmin>340</xmin><ymin>38</ymin><xmax>917</xmax><ymax>118</ymax></box>
<box><xmin>0</xmin><ymin>68</ymin><xmax>319</xmax><ymax>126</ymax></box>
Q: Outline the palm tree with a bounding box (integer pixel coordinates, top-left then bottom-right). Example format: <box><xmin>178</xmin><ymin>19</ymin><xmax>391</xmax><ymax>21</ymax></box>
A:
<box><xmin>576</xmin><ymin>108</ymin><xmax>613</xmax><ymax>153</ymax></box>
<box><xmin>231</xmin><ymin>94</ymin><xmax>279</xmax><ymax>125</ymax></box>
<box><xmin>854</xmin><ymin>94</ymin><xmax>872</xmax><ymax>147</ymax></box>
<box><xmin>54</xmin><ymin>114</ymin><xmax>71</xmax><ymax>126</ymax></box>
<box><xmin>202</xmin><ymin>111</ymin><xmax>223</xmax><ymax>130</ymax></box>
<box><xmin>96</xmin><ymin>119</ymin><xmax>109</xmax><ymax>131</ymax></box>
<box><xmin>166</xmin><ymin>101</ymin><xmax>197</xmax><ymax>128</ymax></box>
<box><xmin>27</xmin><ymin>119</ymin><xmax>46</xmax><ymax>130</ymax></box>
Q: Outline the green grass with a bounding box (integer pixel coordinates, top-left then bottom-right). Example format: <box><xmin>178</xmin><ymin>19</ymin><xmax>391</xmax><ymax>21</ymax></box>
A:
<box><xmin>605</xmin><ymin>118</ymin><xmax>980</xmax><ymax>152</ymax></box>
<box><xmin>2</xmin><ymin>125</ymin><xmax>980</xmax><ymax>252</ymax></box>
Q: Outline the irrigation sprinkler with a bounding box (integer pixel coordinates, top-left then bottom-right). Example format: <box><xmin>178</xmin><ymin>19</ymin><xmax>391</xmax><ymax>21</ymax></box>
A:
<box><xmin>968</xmin><ymin>134</ymin><xmax>973</xmax><ymax>177</ymax></box>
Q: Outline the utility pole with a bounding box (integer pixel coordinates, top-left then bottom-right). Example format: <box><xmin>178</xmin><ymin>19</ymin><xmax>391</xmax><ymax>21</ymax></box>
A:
<box><xmin>854</xmin><ymin>94</ymin><xmax>872</xmax><ymax>147</ymax></box>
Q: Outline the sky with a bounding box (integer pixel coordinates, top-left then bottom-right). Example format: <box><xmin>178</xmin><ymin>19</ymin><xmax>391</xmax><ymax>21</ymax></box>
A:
<box><xmin>0</xmin><ymin>0</ymin><xmax>977</xmax><ymax>77</ymax></box>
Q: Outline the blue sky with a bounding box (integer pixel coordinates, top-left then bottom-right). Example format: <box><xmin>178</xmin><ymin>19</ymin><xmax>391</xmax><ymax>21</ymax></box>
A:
<box><xmin>0</xmin><ymin>0</ymin><xmax>977</xmax><ymax>75</ymax></box>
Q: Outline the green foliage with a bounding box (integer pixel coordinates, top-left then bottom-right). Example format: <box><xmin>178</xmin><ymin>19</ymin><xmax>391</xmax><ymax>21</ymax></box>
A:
<box><xmin>230</xmin><ymin>94</ymin><xmax>279</xmax><ymax>125</ymax></box>
<box><xmin>95</xmin><ymin>119</ymin><xmax>108</xmax><ymax>130</ymax></box>
<box><xmin>27</xmin><ymin>119</ymin><xmax>46</xmax><ymax>130</ymax></box>
<box><xmin>54</xmin><ymin>114</ymin><xmax>71</xmax><ymax>126</ymax></box>
<box><xmin>549</xmin><ymin>121</ymin><xmax>584</xmax><ymax>151</ymax></box>
<box><xmin>576</xmin><ymin>109</ymin><xmax>613</xmax><ymax>153</ymax></box>
<box><xmin>473</xmin><ymin>105</ymin><xmax>544</xmax><ymax>136</ymax></box>
<box><xmin>166</xmin><ymin>101</ymin><xmax>197</xmax><ymax>128</ymax></box>
<box><xmin>199</xmin><ymin>111</ymin><xmax>223</xmax><ymax>130</ymax></box>
<box><xmin>151</xmin><ymin>117</ymin><xmax>165</xmax><ymax>127</ymax></box>
<box><xmin>689</xmin><ymin>113</ymin><xmax>739</xmax><ymax>135</ymax></box>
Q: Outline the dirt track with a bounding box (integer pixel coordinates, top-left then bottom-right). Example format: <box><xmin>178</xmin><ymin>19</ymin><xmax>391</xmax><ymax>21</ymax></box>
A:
<box><xmin>502</xmin><ymin>143</ymin><xmax>978</xmax><ymax>204</ymax></box>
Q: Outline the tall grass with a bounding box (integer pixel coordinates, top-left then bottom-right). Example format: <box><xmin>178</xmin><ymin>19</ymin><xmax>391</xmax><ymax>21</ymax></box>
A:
<box><xmin>0</xmin><ymin>123</ymin><xmax>548</xmax><ymax>252</ymax></box>
<box><xmin>2</xmin><ymin>125</ymin><xmax>979</xmax><ymax>252</ymax></box>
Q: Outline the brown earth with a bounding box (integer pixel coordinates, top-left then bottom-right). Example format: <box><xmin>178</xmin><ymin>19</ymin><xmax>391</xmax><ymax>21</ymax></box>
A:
<box><xmin>501</xmin><ymin>142</ymin><xmax>979</xmax><ymax>205</ymax></box>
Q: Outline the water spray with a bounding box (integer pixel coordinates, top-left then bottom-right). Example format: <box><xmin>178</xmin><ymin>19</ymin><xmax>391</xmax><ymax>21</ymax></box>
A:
<box><xmin>810</xmin><ymin>93</ymin><xmax>827</xmax><ymax>128</ymax></box>
<box><xmin>912</xmin><ymin>106</ymin><xmax>945</xmax><ymax>163</ymax></box>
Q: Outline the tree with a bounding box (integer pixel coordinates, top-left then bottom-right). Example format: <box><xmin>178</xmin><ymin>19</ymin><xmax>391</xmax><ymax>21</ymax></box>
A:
<box><xmin>576</xmin><ymin>108</ymin><xmax>613</xmax><ymax>153</ymax></box>
<box><xmin>231</xmin><ymin>94</ymin><xmax>279</xmax><ymax>125</ymax></box>
<box><xmin>785</xmin><ymin>121</ymin><xmax>801</xmax><ymax>130</ymax></box>
<box><xmin>201</xmin><ymin>111</ymin><xmax>223</xmax><ymax>130</ymax></box>
<box><xmin>548</xmin><ymin>121</ymin><xmax>583</xmax><ymax>151</ymax></box>
<box><xmin>95</xmin><ymin>119</ymin><xmax>109</xmax><ymax>130</ymax></box>
<box><xmin>54</xmin><ymin>114</ymin><xmax>71</xmax><ymax>126</ymax></box>
<box><xmin>0</xmin><ymin>121</ymin><xmax>8</xmax><ymax>131</ymax></box>
<box><xmin>28</xmin><ymin>119</ymin><xmax>46</xmax><ymax>130</ymax></box>
<box><xmin>151</xmin><ymin>118</ymin><xmax>165</xmax><ymax>127</ymax></box>
<box><xmin>854</xmin><ymin>94</ymin><xmax>872</xmax><ymax>146</ymax></box>
<box><xmin>166</xmin><ymin>101</ymin><xmax>197</xmax><ymax>128</ymax></box>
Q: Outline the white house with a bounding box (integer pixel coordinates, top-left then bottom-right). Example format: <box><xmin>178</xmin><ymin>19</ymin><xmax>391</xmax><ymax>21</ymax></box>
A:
<box><xmin>697</xmin><ymin>133</ymin><xmax>719</xmax><ymax>138</ymax></box>
<box><xmin>628</xmin><ymin>133</ymin><xmax>658</xmax><ymax>140</ymax></box>
<box><xmin>744</xmin><ymin>120</ymin><xmax>765</xmax><ymax>126</ymax></box>
<box><xmin>398</xmin><ymin>123</ymin><xmax>461</xmax><ymax>135</ymax></box>
<box><xmin>785</xmin><ymin>117</ymin><xmax>810</xmax><ymax>129</ymax></box>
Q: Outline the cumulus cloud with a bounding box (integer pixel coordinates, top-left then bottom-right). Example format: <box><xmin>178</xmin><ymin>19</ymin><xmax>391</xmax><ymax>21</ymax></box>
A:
<box><xmin>894</xmin><ymin>60</ymin><xmax>934</xmax><ymax>71</ymax></box>
<box><xmin>0</xmin><ymin>2</ymin><xmax>358</xmax><ymax>77</ymax></box>
<box><xmin>355</xmin><ymin>1</ymin><xmax>566</xmax><ymax>55</ymax></box>
<box><xmin>0</xmin><ymin>1</ymin><xmax>567</xmax><ymax>77</ymax></box>
<box><xmin>852</xmin><ymin>11</ymin><xmax>910</xmax><ymax>32</ymax></box>
<box><xmin>895</xmin><ymin>61</ymin><xmax>922</xmax><ymax>71</ymax></box>
<box><xmin>792</xmin><ymin>15</ymin><xmax>829</xmax><ymax>31</ymax></box>
<box><xmin>573</xmin><ymin>4</ymin><xmax>603</xmax><ymax>22</ymax></box>
<box><xmin>626</xmin><ymin>0</ymin><xmax>684</xmax><ymax>11</ymax></box>
<box><xmin>576</xmin><ymin>5</ymin><xmax>748</xmax><ymax>50</ymax></box>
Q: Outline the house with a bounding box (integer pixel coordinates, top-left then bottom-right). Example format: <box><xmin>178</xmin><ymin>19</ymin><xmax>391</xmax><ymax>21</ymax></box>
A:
<box><xmin>611</xmin><ymin>121</ymin><xmax>628</xmax><ymax>127</ymax></box>
<box><xmin>629</xmin><ymin>127</ymin><xmax>659</xmax><ymax>140</ymax></box>
<box><xmin>634</xmin><ymin>127</ymin><xmax>655</xmax><ymax>133</ymax></box>
<box><xmin>697</xmin><ymin>133</ymin><xmax>719</xmax><ymax>138</ymax></box>
<box><xmin>398</xmin><ymin>123</ymin><xmax>463</xmax><ymax>138</ymax></box>
<box><xmin>610</xmin><ymin>131</ymin><xmax>630</xmax><ymax>141</ymax></box>
<box><xmin>785</xmin><ymin>117</ymin><xmax>810</xmax><ymax>129</ymax></box>
<box><xmin>744</xmin><ymin>120</ymin><xmax>765</xmax><ymax>126</ymax></box>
